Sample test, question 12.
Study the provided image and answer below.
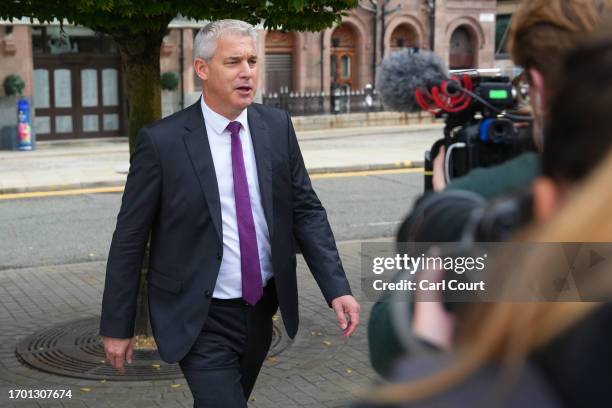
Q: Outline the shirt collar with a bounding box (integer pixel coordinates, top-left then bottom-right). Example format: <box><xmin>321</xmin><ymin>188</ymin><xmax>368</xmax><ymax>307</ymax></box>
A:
<box><xmin>201</xmin><ymin>95</ymin><xmax>248</xmax><ymax>135</ymax></box>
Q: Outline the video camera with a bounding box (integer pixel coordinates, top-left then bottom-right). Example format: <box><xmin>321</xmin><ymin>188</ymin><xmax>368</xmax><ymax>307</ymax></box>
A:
<box><xmin>376</xmin><ymin>49</ymin><xmax>536</xmax><ymax>190</ymax></box>
<box><xmin>421</xmin><ymin>71</ymin><xmax>536</xmax><ymax>191</ymax></box>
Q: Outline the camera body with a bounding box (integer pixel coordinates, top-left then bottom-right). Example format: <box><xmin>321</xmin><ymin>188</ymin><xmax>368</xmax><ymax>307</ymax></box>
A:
<box><xmin>423</xmin><ymin>75</ymin><xmax>536</xmax><ymax>191</ymax></box>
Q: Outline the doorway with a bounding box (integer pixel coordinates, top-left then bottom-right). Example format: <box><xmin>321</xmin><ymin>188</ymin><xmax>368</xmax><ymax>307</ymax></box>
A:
<box><xmin>31</xmin><ymin>25</ymin><xmax>124</xmax><ymax>140</ymax></box>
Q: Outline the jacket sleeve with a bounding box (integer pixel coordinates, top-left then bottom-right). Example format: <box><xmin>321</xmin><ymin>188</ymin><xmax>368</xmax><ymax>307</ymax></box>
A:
<box><xmin>368</xmin><ymin>299</ymin><xmax>407</xmax><ymax>378</ymax></box>
<box><xmin>100</xmin><ymin>129</ymin><xmax>162</xmax><ymax>338</ymax></box>
<box><xmin>286</xmin><ymin>111</ymin><xmax>352</xmax><ymax>305</ymax></box>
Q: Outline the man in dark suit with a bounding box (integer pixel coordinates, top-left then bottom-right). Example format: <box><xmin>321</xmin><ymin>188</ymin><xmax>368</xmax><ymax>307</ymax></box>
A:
<box><xmin>100</xmin><ymin>19</ymin><xmax>360</xmax><ymax>407</ymax></box>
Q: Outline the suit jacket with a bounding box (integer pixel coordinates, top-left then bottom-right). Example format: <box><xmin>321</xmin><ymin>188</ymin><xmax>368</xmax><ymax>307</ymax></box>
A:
<box><xmin>100</xmin><ymin>101</ymin><xmax>352</xmax><ymax>363</ymax></box>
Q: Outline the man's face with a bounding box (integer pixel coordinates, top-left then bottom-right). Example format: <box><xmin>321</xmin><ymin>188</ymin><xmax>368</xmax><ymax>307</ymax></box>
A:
<box><xmin>196</xmin><ymin>33</ymin><xmax>258</xmax><ymax>119</ymax></box>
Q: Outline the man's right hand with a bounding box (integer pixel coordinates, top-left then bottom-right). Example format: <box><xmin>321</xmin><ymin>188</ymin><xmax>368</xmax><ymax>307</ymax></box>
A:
<box><xmin>102</xmin><ymin>336</ymin><xmax>135</xmax><ymax>374</ymax></box>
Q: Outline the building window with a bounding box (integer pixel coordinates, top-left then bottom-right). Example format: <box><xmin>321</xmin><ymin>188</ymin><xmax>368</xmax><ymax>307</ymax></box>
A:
<box><xmin>341</xmin><ymin>55</ymin><xmax>351</xmax><ymax>78</ymax></box>
<box><xmin>330</xmin><ymin>23</ymin><xmax>357</xmax><ymax>89</ymax></box>
<box><xmin>390</xmin><ymin>24</ymin><xmax>419</xmax><ymax>53</ymax></box>
<box><xmin>496</xmin><ymin>14</ymin><xmax>512</xmax><ymax>59</ymax></box>
<box><xmin>330</xmin><ymin>55</ymin><xmax>337</xmax><ymax>82</ymax></box>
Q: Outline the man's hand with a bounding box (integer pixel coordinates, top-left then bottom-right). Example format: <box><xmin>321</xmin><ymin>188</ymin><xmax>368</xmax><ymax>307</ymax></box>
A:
<box><xmin>432</xmin><ymin>145</ymin><xmax>446</xmax><ymax>191</ymax></box>
<box><xmin>102</xmin><ymin>336</ymin><xmax>135</xmax><ymax>374</ymax></box>
<box><xmin>331</xmin><ymin>295</ymin><xmax>361</xmax><ymax>338</ymax></box>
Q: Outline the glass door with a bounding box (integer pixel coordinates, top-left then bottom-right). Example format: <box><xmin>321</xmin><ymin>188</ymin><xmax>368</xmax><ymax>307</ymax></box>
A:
<box><xmin>33</xmin><ymin>59</ymin><xmax>123</xmax><ymax>140</ymax></box>
<box><xmin>32</xmin><ymin>26</ymin><xmax>123</xmax><ymax>140</ymax></box>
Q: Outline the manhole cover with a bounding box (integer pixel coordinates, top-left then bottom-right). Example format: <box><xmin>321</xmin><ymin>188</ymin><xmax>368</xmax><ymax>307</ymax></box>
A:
<box><xmin>16</xmin><ymin>316</ymin><xmax>289</xmax><ymax>381</ymax></box>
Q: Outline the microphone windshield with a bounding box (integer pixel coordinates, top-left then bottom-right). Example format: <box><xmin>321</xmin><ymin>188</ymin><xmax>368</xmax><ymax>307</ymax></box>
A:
<box><xmin>376</xmin><ymin>50</ymin><xmax>449</xmax><ymax>112</ymax></box>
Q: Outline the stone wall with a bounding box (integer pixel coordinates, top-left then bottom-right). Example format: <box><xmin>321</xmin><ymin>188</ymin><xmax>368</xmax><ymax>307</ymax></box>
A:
<box><xmin>434</xmin><ymin>0</ymin><xmax>496</xmax><ymax>68</ymax></box>
<box><xmin>0</xmin><ymin>95</ymin><xmax>18</xmax><ymax>128</ymax></box>
<box><xmin>0</xmin><ymin>25</ymin><xmax>33</xmax><ymax>98</ymax></box>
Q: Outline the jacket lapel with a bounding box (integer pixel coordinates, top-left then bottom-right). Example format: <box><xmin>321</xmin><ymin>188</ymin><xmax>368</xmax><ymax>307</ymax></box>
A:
<box><xmin>182</xmin><ymin>101</ymin><xmax>223</xmax><ymax>244</ymax></box>
<box><xmin>248</xmin><ymin>105</ymin><xmax>274</xmax><ymax>239</ymax></box>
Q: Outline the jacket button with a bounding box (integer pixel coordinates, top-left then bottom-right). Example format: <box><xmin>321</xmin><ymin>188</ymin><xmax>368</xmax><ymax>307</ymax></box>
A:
<box><xmin>216</xmin><ymin>252</ymin><xmax>222</xmax><ymax>260</ymax></box>
<box><xmin>205</xmin><ymin>290</ymin><xmax>212</xmax><ymax>298</ymax></box>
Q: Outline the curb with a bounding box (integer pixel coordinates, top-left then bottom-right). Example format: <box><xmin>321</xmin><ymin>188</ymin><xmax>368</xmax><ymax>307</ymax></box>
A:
<box><xmin>0</xmin><ymin>162</ymin><xmax>424</xmax><ymax>196</ymax></box>
<box><xmin>0</xmin><ymin>180</ymin><xmax>126</xmax><ymax>196</ymax></box>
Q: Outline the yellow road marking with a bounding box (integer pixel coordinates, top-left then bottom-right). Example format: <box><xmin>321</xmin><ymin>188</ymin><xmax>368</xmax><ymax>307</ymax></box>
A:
<box><xmin>0</xmin><ymin>167</ymin><xmax>423</xmax><ymax>200</ymax></box>
<box><xmin>311</xmin><ymin>167</ymin><xmax>423</xmax><ymax>179</ymax></box>
<box><xmin>0</xmin><ymin>186</ymin><xmax>124</xmax><ymax>200</ymax></box>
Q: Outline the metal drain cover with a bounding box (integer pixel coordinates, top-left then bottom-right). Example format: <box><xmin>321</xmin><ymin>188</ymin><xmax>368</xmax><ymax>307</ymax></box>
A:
<box><xmin>16</xmin><ymin>316</ymin><xmax>289</xmax><ymax>381</ymax></box>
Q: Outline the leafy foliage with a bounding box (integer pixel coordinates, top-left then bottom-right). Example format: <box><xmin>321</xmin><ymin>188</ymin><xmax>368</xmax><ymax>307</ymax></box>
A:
<box><xmin>3</xmin><ymin>74</ymin><xmax>25</xmax><ymax>96</ymax></box>
<box><xmin>160</xmin><ymin>71</ymin><xmax>180</xmax><ymax>91</ymax></box>
<box><xmin>0</xmin><ymin>1</ymin><xmax>358</xmax><ymax>32</ymax></box>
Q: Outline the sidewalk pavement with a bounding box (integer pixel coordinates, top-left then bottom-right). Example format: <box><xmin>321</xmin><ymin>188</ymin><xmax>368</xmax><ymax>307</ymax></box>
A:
<box><xmin>0</xmin><ymin>123</ymin><xmax>442</xmax><ymax>194</ymax></box>
<box><xmin>0</xmin><ymin>239</ymin><xmax>388</xmax><ymax>408</ymax></box>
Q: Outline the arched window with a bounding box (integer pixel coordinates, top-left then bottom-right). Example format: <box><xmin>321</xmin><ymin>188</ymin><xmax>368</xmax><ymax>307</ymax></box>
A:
<box><xmin>330</xmin><ymin>24</ymin><xmax>358</xmax><ymax>89</ymax></box>
<box><xmin>390</xmin><ymin>24</ymin><xmax>419</xmax><ymax>53</ymax></box>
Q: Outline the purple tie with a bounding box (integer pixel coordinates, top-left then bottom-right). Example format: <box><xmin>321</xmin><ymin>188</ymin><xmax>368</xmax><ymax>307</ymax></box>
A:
<box><xmin>227</xmin><ymin>121</ymin><xmax>263</xmax><ymax>305</ymax></box>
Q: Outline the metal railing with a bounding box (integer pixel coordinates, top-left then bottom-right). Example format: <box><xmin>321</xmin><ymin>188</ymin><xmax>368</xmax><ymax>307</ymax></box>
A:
<box><xmin>262</xmin><ymin>86</ymin><xmax>387</xmax><ymax>116</ymax></box>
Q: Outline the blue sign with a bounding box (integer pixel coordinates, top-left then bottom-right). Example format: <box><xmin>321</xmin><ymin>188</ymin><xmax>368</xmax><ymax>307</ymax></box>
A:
<box><xmin>17</xmin><ymin>98</ymin><xmax>33</xmax><ymax>150</ymax></box>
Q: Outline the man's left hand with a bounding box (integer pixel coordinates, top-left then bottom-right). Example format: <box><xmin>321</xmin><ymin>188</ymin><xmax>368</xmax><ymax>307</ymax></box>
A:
<box><xmin>331</xmin><ymin>295</ymin><xmax>361</xmax><ymax>338</ymax></box>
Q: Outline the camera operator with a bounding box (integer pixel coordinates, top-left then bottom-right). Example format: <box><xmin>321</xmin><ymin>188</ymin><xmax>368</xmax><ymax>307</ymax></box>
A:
<box><xmin>356</xmin><ymin>33</ymin><xmax>612</xmax><ymax>408</ymax></box>
<box><xmin>368</xmin><ymin>0</ymin><xmax>612</xmax><ymax>378</ymax></box>
<box><xmin>436</xmin><ymin>0</ymin><xmax>609</xmax><ymax>196</ymax></box>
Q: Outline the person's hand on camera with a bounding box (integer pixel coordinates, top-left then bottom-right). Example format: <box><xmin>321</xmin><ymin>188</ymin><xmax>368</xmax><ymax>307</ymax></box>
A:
<box><xmin>432</xmin><ymin>145</ymin><xmax>447</xmax><ymax>191</ymax></box>
<box><xmin>412</xmin><ymin>262</ymin><xmax>455</xmax><ymax>350</ymax></box>
<box><xmin>103</xmin><ymin>336</ymin><xmax>135</xmax><ymax>374</ymax></box>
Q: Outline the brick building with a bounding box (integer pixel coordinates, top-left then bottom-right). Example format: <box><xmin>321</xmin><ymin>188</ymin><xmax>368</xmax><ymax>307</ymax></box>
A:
<box><xmin>0</xmin><ymin>0</ymin><xmax>517</xmax><ymax>140</ymax></box>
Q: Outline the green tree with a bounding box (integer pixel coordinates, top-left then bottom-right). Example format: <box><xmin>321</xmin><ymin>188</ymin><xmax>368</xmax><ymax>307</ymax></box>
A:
<box><xmin>1</xmin><ymin>0</ymin><xmax>357</xmax><ymax>341</ymax></box>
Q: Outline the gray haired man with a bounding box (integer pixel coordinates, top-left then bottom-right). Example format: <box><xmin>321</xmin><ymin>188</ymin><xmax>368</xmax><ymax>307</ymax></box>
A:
<box><xmin>100</xmin><ymin>19</ymin><xmax>360</xmax><ymax>407</ymax></box>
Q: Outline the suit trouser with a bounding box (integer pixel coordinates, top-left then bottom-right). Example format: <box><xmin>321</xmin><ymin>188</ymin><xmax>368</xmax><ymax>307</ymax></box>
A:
<box><xmin>179</xmin><ymin>280</ymin><xmax>279</xmax><ymax>408</ymax></box>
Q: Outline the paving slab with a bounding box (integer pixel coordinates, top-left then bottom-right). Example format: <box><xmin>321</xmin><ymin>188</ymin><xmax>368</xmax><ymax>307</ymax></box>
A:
<box><xmin>0</xmin><ymin>240</ymin><xmax>387</xmax><ymax>407</ymax></box>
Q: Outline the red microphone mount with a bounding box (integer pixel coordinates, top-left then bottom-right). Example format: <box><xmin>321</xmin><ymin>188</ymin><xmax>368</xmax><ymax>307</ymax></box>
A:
<box><xmin>415</xmin><ymin>74</ymin><xmax>473</xmax><ymax>114</ymax></box>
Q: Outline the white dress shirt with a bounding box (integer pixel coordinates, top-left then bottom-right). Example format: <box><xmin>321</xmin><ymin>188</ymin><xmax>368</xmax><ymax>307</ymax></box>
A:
<box><xmin>200</xmin><ymin>97</ymin><xmax>273</xmax><ymax>299</ymax></box>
